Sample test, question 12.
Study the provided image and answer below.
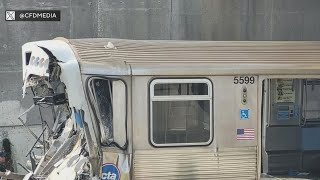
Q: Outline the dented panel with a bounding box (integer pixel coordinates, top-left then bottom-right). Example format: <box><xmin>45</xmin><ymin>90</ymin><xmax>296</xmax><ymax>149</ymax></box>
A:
<box><xmin>17</xmin><ymin>39</ymin><xmax>101</xmax><ymax>180</ymax></box>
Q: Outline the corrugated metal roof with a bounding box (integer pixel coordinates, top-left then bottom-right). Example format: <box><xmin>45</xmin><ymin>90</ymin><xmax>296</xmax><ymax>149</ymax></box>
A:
<box><xmin>57</xmin><ymin>37</ymin><xmax>320</xmax><ymax>75</ymax></box>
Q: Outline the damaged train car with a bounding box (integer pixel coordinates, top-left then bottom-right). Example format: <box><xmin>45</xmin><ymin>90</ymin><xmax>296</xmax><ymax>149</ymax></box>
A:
<box><xmin>2</xmin><ymin>38</ymin><xmax>320</xmax><ymax>180</ymax></box>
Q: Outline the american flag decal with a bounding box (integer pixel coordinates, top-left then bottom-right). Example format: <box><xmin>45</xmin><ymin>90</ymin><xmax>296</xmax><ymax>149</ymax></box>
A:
<box><xmin>237</xmin><ymin>128</ymin><xmax>255</xmax><ymax>140</ymax></box>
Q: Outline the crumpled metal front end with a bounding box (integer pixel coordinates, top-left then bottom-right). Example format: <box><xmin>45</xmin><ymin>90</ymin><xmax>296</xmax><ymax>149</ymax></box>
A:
<box><xmin>1</xmin><ymin>40</ymin><xmax>102</xmax><ymax>180</ymax></box>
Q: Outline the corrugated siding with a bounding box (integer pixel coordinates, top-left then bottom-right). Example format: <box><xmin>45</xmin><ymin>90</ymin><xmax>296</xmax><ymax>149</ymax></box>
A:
<box><xmin>134</xmin><ymin>148</ymin><xmax>257</xmax><ymax>180</ymax></box>
<box><xmin>62</xmin><ymin>38</ymin><xmax>320</xmax><ymax>65</ymax></box>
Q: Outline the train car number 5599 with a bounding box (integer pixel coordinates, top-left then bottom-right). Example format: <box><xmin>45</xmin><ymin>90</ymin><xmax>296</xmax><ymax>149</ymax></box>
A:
<box><xmin>234</xmin><ymin>76</ymin><xmax>255</xmax><ymax>84</ymax></box>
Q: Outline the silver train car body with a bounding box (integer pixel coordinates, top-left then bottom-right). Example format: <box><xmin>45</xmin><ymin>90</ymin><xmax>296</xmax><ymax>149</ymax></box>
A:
<box><xmin>20</xmin><ymin>38</ymin><xmax>320</xmax><ymax>180</ymax></box>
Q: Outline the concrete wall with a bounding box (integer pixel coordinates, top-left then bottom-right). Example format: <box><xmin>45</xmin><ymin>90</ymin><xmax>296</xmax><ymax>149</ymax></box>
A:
<box><xmin>1</xmin><ymin>0</ymin><xmax>320</xmax><ymax>173</ymax></box>
<box><xmin>0</xmin><ymin>125</ymin><xmax>43</xmax><ymax>173</ymax></box>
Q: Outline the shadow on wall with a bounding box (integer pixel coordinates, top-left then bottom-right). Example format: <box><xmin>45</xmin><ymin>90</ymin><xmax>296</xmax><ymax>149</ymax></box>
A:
<box><xmin>0</xmin><ymin>138</ymin><xmax>13</xmax><ymax>172</ymax></box>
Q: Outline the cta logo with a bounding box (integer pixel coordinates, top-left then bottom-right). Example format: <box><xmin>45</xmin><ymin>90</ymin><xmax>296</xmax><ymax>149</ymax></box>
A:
<box><xmin>101</xmin><ymin>163</ymin><xmax>120</xmax><ymax>180</ymax></box>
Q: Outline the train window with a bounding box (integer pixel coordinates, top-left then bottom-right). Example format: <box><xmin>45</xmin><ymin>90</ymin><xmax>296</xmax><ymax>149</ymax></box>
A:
<box><xmin>88</xmin><ymin>78</ymin><xmax>127</xmax><ymax>149</ymax></box>
<box><xmin>150</xmin><ymin>79</ymin><xmax>213</xmax><ymax>147</ymax></box>
<box><xmin>154</xmin><ymin>83</ymin><xmax>208</xmax><ymax>96</ymax></box>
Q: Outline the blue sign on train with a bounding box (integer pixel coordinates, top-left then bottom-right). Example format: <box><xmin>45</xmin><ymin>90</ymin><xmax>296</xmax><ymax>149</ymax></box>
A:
<box><xmin>101</xmin><ymin>163</ymin><xmax>120</xmax><ymax>180</ymax></box>
<box><xmin>240</xmin><ymin>109</ymin><xmax>250</xmax><ymax>120</ymax></box>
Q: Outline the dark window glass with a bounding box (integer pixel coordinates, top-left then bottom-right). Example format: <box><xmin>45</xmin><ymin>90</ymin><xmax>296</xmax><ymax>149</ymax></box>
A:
<box><xmin>91</xmin><ymin>79</ymin><xmax>113</xmax><ymax>143</ymax></box>
<box><xmin>154</xmin><ymin>83</ymin><xmax>208</xmax><ymax>96</ymax></box>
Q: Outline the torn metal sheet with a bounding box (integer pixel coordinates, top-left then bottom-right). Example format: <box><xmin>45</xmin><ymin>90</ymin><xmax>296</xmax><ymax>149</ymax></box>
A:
<box><xmin>33</xmin><ymin>117</ymin><xmax>74</xmax><ymax>175</ymax></box>
<box><xmin>16</xmin><ymin>38</ymin><xmax>135</xmax><ymax>180</ymax></box>
<box><xmin>15</xmin><ymin>40</ymin><xmax>101</xmax><ymax>180</ymax></box>
<box><xmin>46</xmin><ymin>133</ymin><xmax>89</xmax><ymax>180</ymax></box>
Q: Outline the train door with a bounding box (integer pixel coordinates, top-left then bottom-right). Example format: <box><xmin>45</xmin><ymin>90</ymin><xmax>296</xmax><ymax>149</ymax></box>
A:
<box><xmin>261</xmin><ymin>78</ymin><xmax>320</xmax><ymax>179</ymax></box>
<box><xmin>86</xmin><ymin>76</ymin><xmax>131</xmax><ymax>180</ymax></box>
